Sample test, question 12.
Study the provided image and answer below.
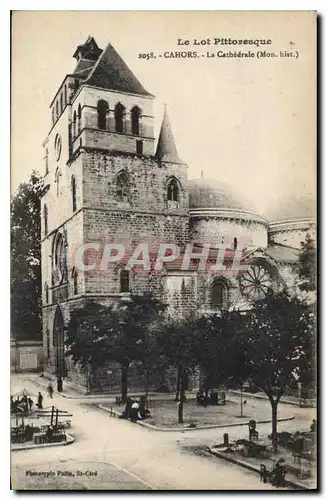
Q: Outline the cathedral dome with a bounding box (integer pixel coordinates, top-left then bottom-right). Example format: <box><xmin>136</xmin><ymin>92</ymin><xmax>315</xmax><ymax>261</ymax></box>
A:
<box><xmin>188</xmin><ymin>178</ymin><xmax>258</xmax><ymax>213</ymax></box>
<box><xmin>266</xmin><ymin>194</ymin><xmax>316</xmax><ymax>223</ymax></box>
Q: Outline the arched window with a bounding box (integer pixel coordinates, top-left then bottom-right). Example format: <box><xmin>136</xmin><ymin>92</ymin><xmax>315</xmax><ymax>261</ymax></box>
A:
<box><xmin>120</xmin><ymin>269</ymin><xmax>130</xmax><ymax>293</ymax></box>
<box><xmin>77</xmin><ymin>104</ymin><xmax>82</xmax><ymax>134</ymax></box>
<box><xmin>60</xmin><ymin>93</ymin><xmax>63</xmax><ymax>113</ymax></box>
<box><xmin>116</xmin><ymin>171</ymin><xmax>129</xmax><ymax>203</ymax></box>
<box><xmin>211</xmin><ymin>280</ymin><xmax>228</xmax><ymax>310</ymax></box>
<box><xmin>115</xmin><ymin>102</ymin><xmax>125</xmax><ymax>133</ymax></box>
<box><xmin>55</xmin><ymin>101</ymin><xmax>59</xmax><ymax>118</ymax></box>
<box><xmin>71</xmin><ymin>175</ymin><xmax>77</xmax><ymax>212</ymax></box>
<box><xmin>55</xmin><ymin>168</ymin><xmax>61</xmax><ymax>197</ymax></box>
<box><xmin>97</xmin><ymin>100</ymin><xmax>108</xmax><ymax>130</ymax></box>
<box><xmin>45</xmin><ymin>282</ymin><xmax>49</xmax><ymax>304</ymax></box>
<box><xmin>131</xmin><ymin>106</ymin><xmax>141</xmax><ymax>135</ymax></box>
<box><xmin>167</xmin><ymin>178</ymin><xmax>180</xmax><ymax>202</ymax></box>
<box><xmin>53</xmin><ymin>231</ymin><xmax>67</xmax><ymax>284</ymax></box>
<box><xmin>73</xmin><ymin>110</ymin><xmax>76</xmax><ymax>138</ymax></box>
<box><xmin>54</xmin><ymin>232</ymin><xmax>63</xmax><ymax>271</ymax></box>
<box><xmin>43</xmin><ymin>204</ymin><xmax>48</xmax><ymax>235</ymax></box>
<box><xmin>52</xmin><ymin>108</ymin><xmax>55</xmax><ymax>124</ymax></box>
<box><xmin>72</xmin><ymin>267</ymin><xmax>78</xmax><ymax>295</ymax></box>
<box><xmin>233</xmin><ymin>237</ymin><xmax>238</xmax><ymax>250</ymax></box>
<box><xmin>64</xmin><ymin>85</ymin><xmax>67</xmax><ymax>106</ymax></box>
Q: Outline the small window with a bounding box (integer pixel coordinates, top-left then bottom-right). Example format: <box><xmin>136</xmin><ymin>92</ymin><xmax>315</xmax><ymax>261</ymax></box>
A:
<box><xmin>233</xmin><ymin>237</ymin><xmax>238</xmax><ymax>250</ymax></box>
<box><xmin>77</xmin><ymin>104</ymin><xmax>82</xmax><ymax>134</ymax></box>
<box><xmin>46</xmin><ymin>328</ymin><xmax>50</xmax><ymax>360</ymax></box>
<box><xmin>120</xmin><ymin>269</ymin><xmax>130</xmax><ymax>293</ymax></box>
<box><xmin>211</xmin><ymin>280</ymin><xmax>228</xmax><ymax>310</ymax></box>
<box><xmin>55</xmin><ymin>168</ymin><xmax>61</xmax><ymax>197</ymax></box>
<box><xmin>52</xmin><ymin>108</ymin><xmax>55</xmax><ymax>124</ymax></box>
<box><xmin>116</xmin><ymin>171</ymin><xmax>129</xmax><ymax>203</ymax></box>
<box><xmin>60</xmin><ymin>93</ymin><xmax>63</xmax><ymax>113</ymax></box>
<box><xmin>55</xmin><ymin>101</ymin><xmax>59</xmax><ymax>118</ymax></box>
<box><xmin>43</xmin><ymin>204</ymin><xmax>48</xmax><ymax>235</ymax></box>
<box><xmin>71</xmin><ymin>175</ymin><xmax>77</xmax><ymax>212</ymax></box>
<box><xmin>64</xmin><ymin>85</ymin><xmax>67</xmax><ymax>105</ymax></box>
<box><xmin>73</xmin><ymin>111</ymin><xmax>76</xmax><ymax>139</ymax></box>
<box><xmin>74</xmin><ymin>79</ymin><xmax>79</xmax><ymax>91</ymax></box>
<box><xmin>115</xmin><ymin>103</ymin><xmax>125</xmax><ymax>133</ymax></box>
<box><xmin>136</xmin><ymin>140</ymin><xmax>143</xmax><ymax>155</ymax></box>
<box><xmin>97</xmin><ymin>100</ymin><xmax>108</xmax><ymax>130</ymax></box>
<box><xmin>167</xmin><ymin>178</ymin><xmax>179</xmax><ymax>202</ymax></box>
<box><xmin>131</xmin><ymin>106</ymin><xmax>141</xmax><ymax>135</ymax></box>
<box><xmin>72</xmin><ymin>267</ymin><xmax>78</xmax><ymax>295</ymax></box>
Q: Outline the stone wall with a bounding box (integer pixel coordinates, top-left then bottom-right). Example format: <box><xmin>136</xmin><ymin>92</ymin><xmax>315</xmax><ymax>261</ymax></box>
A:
<box><xmin>268</xmin><ymin>221</ymin><xmax>316</xmax><ymax>249</ymax></box>
<box><xmin>11</xmin><ymin>340</ymin><xmax>44</xmax><ymax>373</ymax></box>
<box><xmin>189</xmin><ymin>216</ymin><xmax>268</xmax><ymax>248</ymax></box>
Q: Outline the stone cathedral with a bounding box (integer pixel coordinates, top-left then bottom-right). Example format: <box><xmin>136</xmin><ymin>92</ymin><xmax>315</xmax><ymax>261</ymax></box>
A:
<box><xmin>41</xmin><ymin>37</ymin><xmax>315</xmax><ymax>392</ymax></box>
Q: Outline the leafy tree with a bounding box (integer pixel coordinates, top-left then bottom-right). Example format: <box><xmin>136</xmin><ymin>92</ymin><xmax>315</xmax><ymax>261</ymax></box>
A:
<box><xmin>11</xmin><ymin>171</ymin><xmax>44</xmax><ymax>340</ymax></box>
<box><xmin>237</xmin><ymin>290</ymin><xmax>314</xmax><ymax>452</ymax></box>
<box><xmin>297</xmin><ymin>232</ymin><xmax>316</xmax><ymax>292</ymax></box>
<box><xmin>158</xmin><ymin>315</ymin><xmax>199</xmax><ymax>423</ymax></box>
<box><xmin>65</xmin><ymin>294</ymin><xmax>166</xmax><ymax>402</ymax></box>
<box><xmin>113</xmin><ymin>293</ymin><xmax>166</xmax><ymax>402</ymax></box>
<box><xmin>195</xmin><ymin>311</ymin><xmax>249</xmax><ymax>391</ymax></box>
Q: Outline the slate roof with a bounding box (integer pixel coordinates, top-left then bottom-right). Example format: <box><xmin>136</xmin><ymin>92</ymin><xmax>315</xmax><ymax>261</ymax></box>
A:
<box><xmin>163</xmin><ymin>247</ymin><xmax>247</xmax><ymax>272</ymax></box>
<box><xmin>265</xmin><ymin>194</ymin><xmax>316</xmax><ymax>222</ymax></box>
<box><xmin>84</xmin><ymin>42</ymin><xmax>153</xmax><ymax>97</ymax></box>
<box><xmin>73</xmin><ymin>58</ymin><xmax>96</xmax><ymax>77</ymax></box>
<box><xmin>188</xmin><ymin>178</ymin><xmax>258</xmax><ymax>213</ymax></box>
<box><xmin>73</xmin><ymin>36</ymin><xmax>102</xmax><ymax>62</ymax></box>
<box><xmin>155</xmin><ymin>107</ymin><xmax>183</xmax><ymax>163</ymax></box>
<box><xmin>265</xmin><ymin>244</ymin><xmax>300</xmax><ymax>263</ymax></box>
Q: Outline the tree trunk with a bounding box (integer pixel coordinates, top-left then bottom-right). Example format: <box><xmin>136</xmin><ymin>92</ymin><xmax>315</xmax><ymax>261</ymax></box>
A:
<box><xmin>145</xmin><ymin>367</ymin><xmax>150</xmax><ymax>407</ymax></box>
<box><xmin>175</xmin><ymin>365</ymin><xmax>182</xmax><ymax>401</ymax></box>
<box><xmin>270</xmin><ymin>399</ymin><xmax>278</xmax><ymax>453</ymax></box>
<box><xmin>121</xmin><ymin>362</ymin><xmax>129</xmax><ymax>404</ymax></box>
<box><xmin>178</xmin><ymin>366</ymin><xmax>185</xmax><ymax>424</ymax></box>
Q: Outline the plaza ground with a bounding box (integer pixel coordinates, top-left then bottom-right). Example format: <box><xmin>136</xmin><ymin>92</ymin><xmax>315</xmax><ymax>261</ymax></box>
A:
<box><xmin>11</xmin><ymin>374</ymin><xmax>316</xmax><ymax>491</ymax></box>
<box><xmin>106</xmin><ymin>393</ymin><xmax>295</xmax><ymax>429</ymax></box>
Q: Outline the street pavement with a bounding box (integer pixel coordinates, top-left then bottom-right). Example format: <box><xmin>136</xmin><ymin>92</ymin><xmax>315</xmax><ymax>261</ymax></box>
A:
<box><xmin>11</xmin><ymin>374</ymin><xmax>315</xmax><ymax>491</ymax></box>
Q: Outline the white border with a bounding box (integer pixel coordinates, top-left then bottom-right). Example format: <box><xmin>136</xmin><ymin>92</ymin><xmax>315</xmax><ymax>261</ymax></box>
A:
<box><xmin>3</xmin><ymin>2</ymin><xmax>325</xmax><ymax>498</ymax></box>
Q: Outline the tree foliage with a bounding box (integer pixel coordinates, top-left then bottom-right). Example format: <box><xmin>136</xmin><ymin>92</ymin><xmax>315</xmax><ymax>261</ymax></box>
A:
<box><xmin>195</xmin><ymin>311</ymin><xmax>250</xmax><ymax>390</ymax></box>
<box><xmin>297</xmin><ymin>232</ymin><xmax>316</xmax><ymax>292</ymax></box>
<box><xmin>65</xmin><ymin>294</ymin><xmax>166</xmax><ymax>401</ymax></box>
<box><xmin>11</xmin><ymin>171</ymin><xmax>44</xmax><ymax>340</ymax></box>
<box><xmin>234</xmin><ymin>290</ymin><xmax>315</xmax><ymax>450</ymax></box>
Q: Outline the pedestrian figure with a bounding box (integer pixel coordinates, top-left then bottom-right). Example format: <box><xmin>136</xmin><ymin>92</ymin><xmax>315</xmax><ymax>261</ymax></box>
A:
<box><xmin>130</xmin><ymin>401</ymin><xmax>139</xmax><ymax>422</ymax></box>
<box><xmin>47</xmin><ymin>383</ymin><xmax>54</xmax><ymax>399</ymax></box>
<box><xmin>271</xmin><ymin>459</ymin><xmax>286</xmax><ymax>487</ymax></box>
<box><xmin>27</xmin><ymin>397</ymin><xmax>33</xmax><ymax>412</ymax></box>
<box><xmin>22</xmin><ymin>395</ymin><xmax>28</xmax><ymax>413</ymax></box>
<box><xmin>37</xmin><ymin>392</ymin><xmax>43</xmax><ymax>409</ymax></box>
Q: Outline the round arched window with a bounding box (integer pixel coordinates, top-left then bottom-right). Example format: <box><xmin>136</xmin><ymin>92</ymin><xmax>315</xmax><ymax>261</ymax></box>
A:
<box><xmin>54</xmin><ymin>134</ymin><xmax>62</xmax><ymax>160</ymax></box>
<box><xmin>211</xmin><ymin>280</ymin><xmax>228</xmax><ymax>310</ymax></box>
<box><xmin>239</xmin><ymin>264</ymin><xmax>274</xmax><ymax>301</ymax></box>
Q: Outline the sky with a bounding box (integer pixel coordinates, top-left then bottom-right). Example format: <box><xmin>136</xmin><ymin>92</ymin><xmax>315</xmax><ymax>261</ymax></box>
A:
<box><xmin>11</xmin><ymin>10</ymin><xmax>316</xmax><ymax>218</ymax></box>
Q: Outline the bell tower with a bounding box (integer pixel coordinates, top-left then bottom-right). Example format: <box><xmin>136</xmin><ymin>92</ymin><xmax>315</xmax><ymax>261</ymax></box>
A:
<box><xmin>69</xmin><ymin>38</ymin><xmax>155</xmax><ymax>159</ymax></box>
<box><xmin>40</xmin><ymin>36</ymin><xmax>190</xmax><ymax>390</ymax></box>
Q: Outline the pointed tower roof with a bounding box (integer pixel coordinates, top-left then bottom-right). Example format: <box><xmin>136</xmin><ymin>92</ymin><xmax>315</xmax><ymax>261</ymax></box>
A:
<box><xmin>84</xmin><ymin>42</ymin><xmax>153</xmax><ymax>97</ymax></box>
<box><xmin>73</xmin><ymin>36</ymin><xmax>102</xmax><ymax>62</ymax></box>
<box><xmin>155</xmin><ymin>106</ymin><xmax>183</xmax><ymax>163</ymax></box>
